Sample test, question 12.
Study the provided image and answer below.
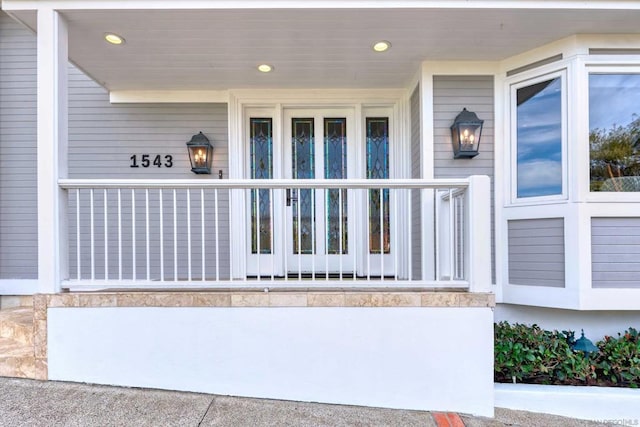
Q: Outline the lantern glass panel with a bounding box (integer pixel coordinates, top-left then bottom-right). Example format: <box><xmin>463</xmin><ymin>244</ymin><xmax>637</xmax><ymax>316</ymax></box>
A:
<box><xmin>187</xmin><ymin>132</ymin><xmax>214</xmax><ymax>174</ymax></box>
<box><xmin>450</xmin><ymin>108</ymin><xmax>483</xmax><ymax>158</ymax></box>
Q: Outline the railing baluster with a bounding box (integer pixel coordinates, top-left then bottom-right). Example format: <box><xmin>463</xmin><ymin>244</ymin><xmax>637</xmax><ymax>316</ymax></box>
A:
<box><xmin>131</xmin><ymin>189</ymin><xmax>136</xmax><ymax>281</ymax></box>
<box><xmin>380</xmin><ymin>187</ymin><xmax>384</xmax><ymax>281</ymax></box>
<box><xmin>187</xmin><ymin>189</ymin><xmax>192</xmax><ymax>281</ymax></box>
<box><xmin>145</xmin><ymin>189</ymin><xmax>150</xmax><ymax>281</ymax></box>
<box><xmin>159</xmin><ymin>189</ymin><xmax>164</xmax><ymax>282</ymax></box>
<box><xmin>104</xmin><ymin>189</ymin><xmax>108</xmax><ymax>280</ymax></box>
<box><xmin>449</xmin><ymin>188</ymin><xmax>455</xmax><ymax>282</ymax></box>
<box><xmin>352</xmin><ymin>189</ymin><xmax>357</xmax><ymax>282</ymax></box>
<box><xmin>118</xmin><ymin>189</ymin><xmax>122</xmax><ymax>281</ymax></box>
<box><xmin>324</xmin><ymin>188</ymin><xmax>328</xmax><ymax>281</ymax></box>
<box><xmin>90</xmin><ymin>189</ymin><xmax>95</xmax><ymax>281</ymax></box>
<box><xmin>366</xmin><ymin>189</ymin><xmax>371</xmax><ymax>281</ymax></box>
<box><xmin>408</xmin><ymin>189</ymin><xmax>412</xmax><ymax>281</ymax></box>
<box><xmin>270</xmin><ymin>188</ymin><xmax>275</xmax><ymax>282</ymax></box>
<box><xmin>284</xmin><ymin>188</ymin><xmax>288</xmax><ymax>282</ymax></box>
<box><xmin>201</xmin><ymin>188</ymin><xmax>205</xmax><ymax>281</ymax></box>
<box><xmin>76</xmin><ymin>189</ymin><xmax>80</xmax><ymax>280</ymax></box>
<box><xmin>297</xmin><ymin>188</ymin><xmax>301</xmax><ymax>280</ymax></box>
<box><xmin>173</xmin><ymin>189</ymin><xmax>177</xmax><ymax>281</ymax></box>
<box><xmin>434</xmin><ymin>190</ymin><xmax>440</xmax><ymax>281</ymax></box>
<box><xmin>214</xmin><ymin>189</ymin><xmax>219</xmax><ymax>281</ymax></box>
<box><xmin>338</xmin><ymin>187</ymin><xmax>343</xmax><ymax>281</ymax></box>
<box><xmin>228</xmin><ymin>189</ymin><xmax>233</xmax><ymax>282</ymax></box>
<box><xmin>256</xmin><ymin>188</ymin><xmax>261</xmax><ymax>281</ymax></box>
<box><xmin>311</xmin><ymin>188</ymin><xmax>315</xmax><ymax>280</ymax></box>
<box><xmin>393</xmin><ymin>189</ymin><xmax>398</xmax><ymax>281</ymax></box>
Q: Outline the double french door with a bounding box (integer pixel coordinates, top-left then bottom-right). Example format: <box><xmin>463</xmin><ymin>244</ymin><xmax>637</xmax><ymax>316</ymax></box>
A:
<box><xmin>246</xmin><ymin>107</ymin><xmax>393</xmax><ymax>278</ymax></box>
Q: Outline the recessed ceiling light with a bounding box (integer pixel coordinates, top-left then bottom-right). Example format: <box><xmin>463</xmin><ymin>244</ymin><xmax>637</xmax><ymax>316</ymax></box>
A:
<box><xmin>104</xmin><ymin>33</ymin><xmax>125</xmax><ymax>45</ymax></box>
<box><xmin>258</xmin><ymin>64</ymin><xmax>273</xmax><ymax>73</ymax></box>
<box><xmin>372</xmin><ymin>41</ymin><xmax>391</xmax><ymax>52</ymax></box>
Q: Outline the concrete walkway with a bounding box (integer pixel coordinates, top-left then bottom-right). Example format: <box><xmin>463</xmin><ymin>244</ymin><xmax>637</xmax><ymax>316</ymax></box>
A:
<box><xmin>0</xmin><ymin>378</ymin><xmax>617</xmax><ymax>426</ymax></box>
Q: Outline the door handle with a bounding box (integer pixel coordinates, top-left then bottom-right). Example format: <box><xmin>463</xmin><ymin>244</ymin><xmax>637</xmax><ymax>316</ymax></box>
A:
<box><xmin>286</xmin><ymin>189</ymin><xmax>298</xmax><ymax>207</ymax></box>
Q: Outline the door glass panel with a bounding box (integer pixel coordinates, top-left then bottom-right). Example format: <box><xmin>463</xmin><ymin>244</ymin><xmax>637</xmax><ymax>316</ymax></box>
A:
<box><xmin>366</xmin><ymin>118</ymin><xmax>390</xmax><ymax>254</ymax></box>
<box><xmin>292</xmin><ymin>118</ymin><xmax>315</xmax><ymax>254</ymax></box>
<box><xmin>250</xmin><ymin>118</ymin><xmax>272</xmax><ymax>254</ymax></box>
<box><xmin>324</xmin><ymin>118</ymin><xmax>348</xmax><ymax>254</ymax></box>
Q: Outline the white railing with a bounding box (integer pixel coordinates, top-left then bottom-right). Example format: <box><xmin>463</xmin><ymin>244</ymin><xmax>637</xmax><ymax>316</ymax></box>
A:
<box><xmin>58</xmin><ymin>176</ymin><xmax>491</xmax><ymax>292</ymax></box>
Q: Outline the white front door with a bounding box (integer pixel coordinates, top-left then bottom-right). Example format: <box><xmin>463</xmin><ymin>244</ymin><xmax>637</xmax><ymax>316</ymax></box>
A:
<box><xmin>283</xmin><ymin>109</ymin><xmax>356</xmax><ymax>276</ymax></box>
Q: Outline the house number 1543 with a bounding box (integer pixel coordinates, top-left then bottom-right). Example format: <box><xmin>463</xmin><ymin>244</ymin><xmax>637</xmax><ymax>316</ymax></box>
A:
<box><xmin>130</xmin><ymin>154</ymin><xmax>173</xmax><ymax>168</ymax></box>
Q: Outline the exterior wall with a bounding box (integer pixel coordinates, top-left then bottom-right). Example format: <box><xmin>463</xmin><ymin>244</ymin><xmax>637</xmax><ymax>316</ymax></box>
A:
<box><xmin>67</xmin><ymin>65</ymin><xmax>230</xmax><ymax>280</ymax></box>
<box><xmin>508</xmin><ymin>218</ymin><xmax>565</xmax><ymax>288</ymax></box>
<box><xmin>48</xmin><ymin>302</ymin><xmax>494</xmax><ymax>416</ymax></box>
<box><xmin>591</xmin><ymin>218</ymin><xmax>640</xmax><ymax>289</ymax></box>
<box><xmin>0</xmin><ymin>12</ymin><xmax>38</xmax><ymax>279</ymax></box>
<box><xmin>410</xmin><ymin>85</ymin><xmax>422</xmax><ymax>279</ymax></box>
<box><xmin>495</xmin><ymin>304</ymin><xmax>640</xmax><ymax>341</ymax></box>
<box><xmin>432</xmin><ymin>75</ymin><xmax>495</xmax><ymax>281</ymax></box>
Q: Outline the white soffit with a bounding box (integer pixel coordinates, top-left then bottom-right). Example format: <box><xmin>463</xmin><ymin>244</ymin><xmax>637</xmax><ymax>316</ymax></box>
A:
<box><xmin>6</xmin><ymin>6</ymin><xmax>640</xmax><ymax>91</ymax></box>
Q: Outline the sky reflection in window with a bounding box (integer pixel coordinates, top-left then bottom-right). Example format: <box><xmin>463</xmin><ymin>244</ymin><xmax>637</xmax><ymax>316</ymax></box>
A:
<box><xmin>516</xmin><ymin>77</ymin><xmax>563</xmax><ymax>198</ymax></box>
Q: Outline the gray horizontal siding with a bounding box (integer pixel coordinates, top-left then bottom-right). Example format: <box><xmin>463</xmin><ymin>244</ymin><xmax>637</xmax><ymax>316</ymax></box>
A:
<box><xmin>67</xmin><ymin>65</ymin><xmax>230</xmax><ymax>279</ymax></box>
<box><xmin>508</xmin><ymin>218</ymin><xmax>565</xmax><ymax>288</ymax></box>
<box><xmin>0</xmin><ymin>12</ymin><xmax>38</xmax><ymax>279</ymax></box>
<box><xmin>591</xmin><ymin>218</ymin><xmax>640</xmax><ymax>289</ymax></box>
<box><xmin>433</xmin><ymin>75</ymin><xmax>495</xmax><ymax>282</ymax></box>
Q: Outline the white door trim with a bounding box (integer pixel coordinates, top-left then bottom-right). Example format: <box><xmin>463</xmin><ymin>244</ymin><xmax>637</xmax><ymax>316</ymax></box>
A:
<box><xmin>229</xmin><ymin>90</ymin><xmax>407</xmax><ymax>280</ymax></box>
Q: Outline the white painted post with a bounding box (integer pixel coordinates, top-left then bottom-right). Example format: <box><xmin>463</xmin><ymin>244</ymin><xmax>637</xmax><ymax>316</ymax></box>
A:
<box><xmin>37</xmin><ymin>8</ymin><xmax>68</xmax><ymax>293</ymax></box>
<box><xmin>467</xmin><ymin>175</ymin><xmax>492</xmax><ymax>293</ymax></box>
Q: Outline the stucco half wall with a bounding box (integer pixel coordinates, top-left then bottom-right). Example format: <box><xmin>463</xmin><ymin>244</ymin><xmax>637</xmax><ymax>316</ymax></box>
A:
<box><xmin>45</xmin><ymin>293</ymin><xmax>494</xmax><ymax>417</ymax></box>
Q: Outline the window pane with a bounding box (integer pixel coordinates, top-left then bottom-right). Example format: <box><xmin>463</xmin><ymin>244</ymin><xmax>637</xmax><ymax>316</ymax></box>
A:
<box><xmin>366</xmin><ymin>118</ymin><xmax>390</xmax><ymax>254</ymax></box>
<box><xmin>292</xmin><ymin>118</ymin><xmax>315</xmax><ymax>254</ymax></box>
<box><xmin>516</xmin><ymin>77</ymin><xmax>563</xmax><ymax>198</ymax></box>
<box><xmin>589</xmin><ymin>74</ymin><xmax>640</xmax><ymax>192</ymax></box>
<box><xmin>324</xmin><ymin>118</ymin><xmax>348</xmax><ymax>255</ymax></box>
<box><xmin>250</xmin><ymin>118</ymin><xmax>272</xmax><ymax>254</ymax></box>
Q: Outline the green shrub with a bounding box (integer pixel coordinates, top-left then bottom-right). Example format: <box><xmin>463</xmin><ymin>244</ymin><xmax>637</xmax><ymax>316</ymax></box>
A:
<box><xmin>495</xmin><ymin>322</ymin><xmax>640</xmax><ymax>387</ymax></box>
<box><xmin>595</xmin><ymin>327</ymin><xmax>640</xmax><ymax>388</ymax></box>
<box><xmin>494</xmin><ymin>322</ymin><xmax>593</xmax><ymax>385</ymax></box>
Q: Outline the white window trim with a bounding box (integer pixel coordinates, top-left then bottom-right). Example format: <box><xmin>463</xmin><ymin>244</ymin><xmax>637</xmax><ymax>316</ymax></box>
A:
<box><xmin>507</xmin><ymin>68</ymin><xmax>569</xmax><ymax>205</ymax></box>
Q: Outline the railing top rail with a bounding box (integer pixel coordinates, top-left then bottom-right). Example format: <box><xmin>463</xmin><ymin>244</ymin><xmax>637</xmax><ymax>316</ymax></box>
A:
<box><xmin>58</xmin><ymin>178</ymin><xmax>473</xmax><ymax>190</ymax></box>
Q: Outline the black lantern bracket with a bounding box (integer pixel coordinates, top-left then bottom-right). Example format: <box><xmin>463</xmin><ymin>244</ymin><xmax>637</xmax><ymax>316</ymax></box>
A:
<box><xmin>450</xmin><ymin>108</ymin><xmax>484</xmax><ymax>159</ymax></box>
<box><xmin>186</xmin><ymin>131</ymin><xmax>214</xmax><ymax>174</ymax></box>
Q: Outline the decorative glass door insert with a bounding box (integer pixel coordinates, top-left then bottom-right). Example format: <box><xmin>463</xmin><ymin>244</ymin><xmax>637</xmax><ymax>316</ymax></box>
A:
<box><xmin>367</xmin><ymin>118</ymin><xmax>390</xmax><ymax>254</ymax></box>
<box><xmin>285</xmin><ymin>109</ymin><xmax>354</xmax><ymax>274</ymax></box>
<box><xmin>250</xmin><ymin>118</ymin><xmax>273</xmax><ymax>254</ymax></box>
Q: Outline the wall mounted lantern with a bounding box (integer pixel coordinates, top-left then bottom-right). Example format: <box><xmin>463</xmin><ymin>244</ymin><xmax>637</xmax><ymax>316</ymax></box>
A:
<box><xmin>450</xmin><ymin>108</ymin><xmax>484</xmax><ymax>159</ymax></box>
<box><xmin>186</xmin><ymin>131</ymin><xmax>213</xmax><ymax>174</ymax></box>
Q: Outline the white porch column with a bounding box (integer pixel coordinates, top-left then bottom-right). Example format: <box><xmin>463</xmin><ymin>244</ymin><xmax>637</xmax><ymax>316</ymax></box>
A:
<box><xmin>467</xmin><ymin>175</ymin><xmax>492</xmax><ymax>293</ymax></box>
<box><xmin>37</xmin><ymin>8</ymin><xmax>68</xmax><ymax>293</ymax></box>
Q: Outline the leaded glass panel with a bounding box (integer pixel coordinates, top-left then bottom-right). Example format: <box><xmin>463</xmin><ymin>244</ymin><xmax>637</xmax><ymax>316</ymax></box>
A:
<box><xmin>366</xmin><ymin>118</ymin><xmax>390</xmax><ymax>254</ymax></box>
<box><xmin>292</xmin><ymin>118</ymin><xmax>315</xmax><ymax>254</ymax></box>
<box><xmin>324</xmin><ymin>118</ymin><xmax>348</xmax><ymax>255</ymax></box>
<box><xmin>250</xmin><ymin>118</ymin><xmax>272</xmax><ymax>254</ymax></box>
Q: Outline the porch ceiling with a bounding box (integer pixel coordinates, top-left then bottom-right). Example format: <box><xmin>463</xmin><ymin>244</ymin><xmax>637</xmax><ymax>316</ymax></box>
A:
<box><xmin>8</xmin><ymin>7</ymin><xmax>640</xmax><ymax>90</ymax></box>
